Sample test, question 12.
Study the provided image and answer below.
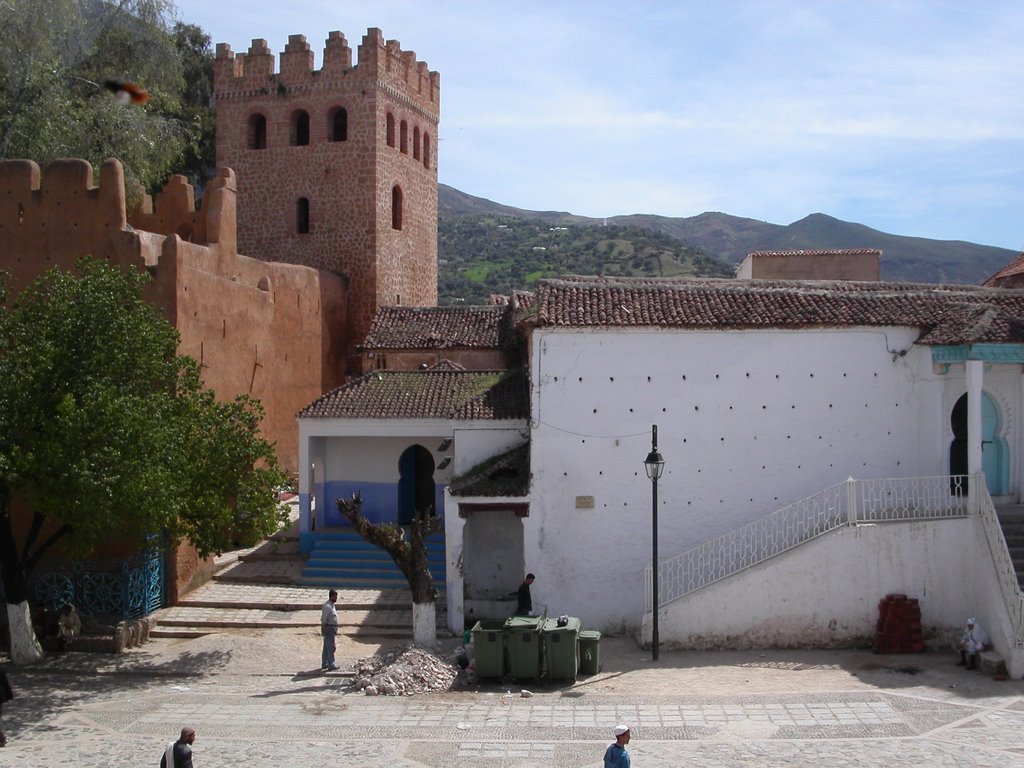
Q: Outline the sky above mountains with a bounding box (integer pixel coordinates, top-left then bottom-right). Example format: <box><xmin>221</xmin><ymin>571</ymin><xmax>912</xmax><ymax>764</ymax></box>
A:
<box><xmin>176</xmin><ymin>0</ymin><xmax>1024</xmax><ymax>252</ymax></box>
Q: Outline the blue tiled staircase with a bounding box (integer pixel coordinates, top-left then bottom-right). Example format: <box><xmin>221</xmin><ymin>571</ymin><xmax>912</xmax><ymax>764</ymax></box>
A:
<box><xmin>300</xmin><ymin>530</ymin><xmax>446</xmax><ymax>591</ymax></box>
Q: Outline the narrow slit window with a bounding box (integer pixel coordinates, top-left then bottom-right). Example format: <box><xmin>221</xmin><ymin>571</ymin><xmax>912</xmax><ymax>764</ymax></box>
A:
<box><xmin>330</xmin><ymin>108</ymin><xmax>347</xmax><ymax>141</ymax></box>
<box><xmin>400</xmin><ymin>120</ymin><xmax>408</xmax><ymax>154</ymax></box>
<box><xmin>292</xmin><ymin>110</ymin><xmax>310</xmax><ymax>146</ymax></box>
<box><xmin>386</xmin><ymin>113</ymin><xmax>395</xmax><ymax>147</ymax></box>
<box><xmin>391</xmin><ymin>186</ymin><xmax>403</xmax><ymax>230</ymax></box>
<box><xmin>413</xmin><ymin>126</ymin><xmax>421</xmax><ymax>160</ymax></box>
<box><xmin>297</xmin><ymin>197</ymin><xmax>310</xmax><ymax>234</ymax></box>
<box><xmin>249</xmin><ymin>113</ymin><xmax>267</xmax><ymax>149</ymax></box>
<box><xmin>422</xmin><ymin>132</ymin><xmax>431</xmax><ymax>169</ymax></box>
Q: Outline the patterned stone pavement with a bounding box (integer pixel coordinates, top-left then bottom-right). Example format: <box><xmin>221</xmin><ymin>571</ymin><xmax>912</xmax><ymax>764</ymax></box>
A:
<box><xmin>3</xmin><ymin>638</ymin><xmax>1024</xmax><ymax>767</ymax></box>
<box><xmin>3</xmin><ymin>547</ymin><xmax>1022</xmax><ymax>766</ymax></box>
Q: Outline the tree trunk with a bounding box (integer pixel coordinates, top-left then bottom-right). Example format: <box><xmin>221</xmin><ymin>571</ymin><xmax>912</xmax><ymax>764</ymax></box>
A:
<box><xmin>412</xmin><ymin>600</ymin><xmax>437</xmax><ymax>648</ymax></box>
<box><xmin>6</xmin><ymin>600</ymin><xmax>44</xmax><ymax>665</ymax></box>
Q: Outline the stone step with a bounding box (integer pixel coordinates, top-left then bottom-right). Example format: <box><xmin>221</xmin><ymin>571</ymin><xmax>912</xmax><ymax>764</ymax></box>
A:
<box><xmin>149</xmin><ymin>624</ymin><xmax>416</xmax><ymax>642</ymax></box>
<box><xmin>979</xmin><ymin>649</ymin><xmax>1007</xmax><ymax>676</ymax></box>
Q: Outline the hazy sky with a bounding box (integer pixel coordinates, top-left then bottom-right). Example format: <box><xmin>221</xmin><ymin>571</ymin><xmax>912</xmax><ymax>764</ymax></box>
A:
<box><xmin>174</xmin><ymin>0</ymin><xmax>1024</xmax><ymax>252</ymax></box>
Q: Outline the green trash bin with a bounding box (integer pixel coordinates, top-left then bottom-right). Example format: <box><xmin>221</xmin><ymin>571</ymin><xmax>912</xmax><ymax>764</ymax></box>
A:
<box><xmin>578</xmin><ymin>630</ymin><xmax>601</xmax><ymax>675</ymax></box>
<box><xmin>471</xmin><ymin>620</ymin><xmax>506</xmax><ymax>679</ymax></box>
<box><xmin>543</xmin><ymin>617</ymin><xmax>581</xmax><ymax>681</ymax></box>
<box><xmin>504</xmin><ymin>615</ymin><xmax>544</xmax><ymax>680</ymax></box>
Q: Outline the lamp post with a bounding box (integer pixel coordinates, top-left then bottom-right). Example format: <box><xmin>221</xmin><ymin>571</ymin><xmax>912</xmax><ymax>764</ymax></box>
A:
<box><xmin>644</xmin><ymin>424</ymin><xmax>665</xmax><ymax>661</ymax></box>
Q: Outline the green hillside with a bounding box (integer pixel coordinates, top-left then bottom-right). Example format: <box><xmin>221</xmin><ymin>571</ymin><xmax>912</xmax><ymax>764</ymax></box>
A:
<box><xmin>438</xmin><ymin>216</ymin><xmax>734</xmax><ymax>305</ymax></box>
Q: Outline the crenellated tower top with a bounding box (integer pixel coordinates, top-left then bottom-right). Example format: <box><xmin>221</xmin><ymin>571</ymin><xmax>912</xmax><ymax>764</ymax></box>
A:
<box><xmin>214</xmin><ymin>28</ymin><xmax>440</xmax><ymax>116</ymax></box>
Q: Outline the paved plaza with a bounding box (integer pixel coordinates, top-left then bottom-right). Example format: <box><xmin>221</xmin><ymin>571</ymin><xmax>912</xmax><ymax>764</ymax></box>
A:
<box><xmin>3</xmin><ymin>621</ymin><xmax>1024</xmax><ymax>767</ymax></box>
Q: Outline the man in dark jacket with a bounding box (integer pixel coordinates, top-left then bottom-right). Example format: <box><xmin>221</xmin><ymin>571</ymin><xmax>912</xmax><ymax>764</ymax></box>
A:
<box><xmin>160</xmin><ymin>727</ymin><xmax>196</xmax><ymax>767</ymax></box>
<box><xmin>516</xmin><ymin>573</ymin><xmax>536</xmax><ymax>616</ymax></box>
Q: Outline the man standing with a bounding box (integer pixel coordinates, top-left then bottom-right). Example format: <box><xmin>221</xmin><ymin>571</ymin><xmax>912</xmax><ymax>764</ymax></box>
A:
<box><xmin>604</xmin><ymin>724</ymin><xmax>631</xmax><ymax>767</ymax></box>
<box><xmin>160</xmin><ymin>727</ymin><xmax>196</xmax><ymax>768</ymax></box>
<box><xmin>516</xmin><ymin>573</ymin><xmax>536</xmax><ymax>616</ymax></box>
<box><xmin>321</xmin><ymin>589</ymin><xmax>340</xmax><ymax>671</ymax></box>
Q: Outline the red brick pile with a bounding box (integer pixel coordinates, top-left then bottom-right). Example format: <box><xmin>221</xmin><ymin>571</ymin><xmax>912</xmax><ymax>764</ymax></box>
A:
<box><xmin>874</xmin><ymin>593</ymin><xmax>924</xmax><ymax>653</ymax></box>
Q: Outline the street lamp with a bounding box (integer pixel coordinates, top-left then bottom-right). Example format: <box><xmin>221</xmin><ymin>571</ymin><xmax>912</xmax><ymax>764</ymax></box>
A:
<box><xmin>644</xmin><ymin>424</ymin><xmax>665</xmax><ymax>661</ymax></box>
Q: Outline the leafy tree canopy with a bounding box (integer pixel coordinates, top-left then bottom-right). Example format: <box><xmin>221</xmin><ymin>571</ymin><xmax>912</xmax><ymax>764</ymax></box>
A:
<box><xmin>0</xmin><ymin>0</ymin><xmax>216</xmax><ymax>192</ymax></box>
<box><xmin>0</xmin><ymin>259</ymin><xmax>288</xmax><ymax>605</ymax></box>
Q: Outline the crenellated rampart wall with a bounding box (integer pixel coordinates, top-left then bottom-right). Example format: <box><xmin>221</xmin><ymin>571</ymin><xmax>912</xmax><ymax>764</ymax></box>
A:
<box><xmin>0</xmin><ymin>158</ymin><xmax>346</xmax><ymax>474</ymax></box>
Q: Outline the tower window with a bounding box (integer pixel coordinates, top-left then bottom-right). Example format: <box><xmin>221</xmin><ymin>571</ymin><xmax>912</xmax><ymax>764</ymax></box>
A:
<box><xmin>413</xmin><ymin>126</ymin><xmax>421</xmax><ymax>160</ymax></box>
<box><xmin>249</xmin><ymin>113</ymin><xmax>267</xmax><ymax>150</ymax></box>
<box><xmin>329</xmin><ymin>108</ymin><xmax>347</xmax><ymax>141</ymax></box>
<box><xmin>391</xmin><ymin>186</ymin><xmax>403</xmax><ymax>230</ymax></box>
<box><xmin>422</xmin><ymin>133</ymin><xmax>431</xmax><ymax>169</ymax></box>
<box><xmin>400</xmin><ymin>120</ymin><xmax>408</xmax><ymax>154</ymax></box>
<box><xmin>297</xmin><ymin>197</ymin><xmax>310</xmax><ymax>234</ymax></box>
<box><xmin>386</xmin><ymin>113</ymin><xmax>395</xmax><ymax>147</ymax></box>
<box><xmin>291</xmin><ymin>110</ymin><xmax>310</xmax><ymax>146</ymax></box>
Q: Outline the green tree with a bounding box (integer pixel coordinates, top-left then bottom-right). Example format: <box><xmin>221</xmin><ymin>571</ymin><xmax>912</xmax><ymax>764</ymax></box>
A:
<box><xmin>0</xmin><ymin>259</ymin><xmax>288</xmax><ymax>664</ymax></box>
<box><xmin>0</xmin><ymin>0</ymin><xmax>215</xmax><ymax>192</ymax></box>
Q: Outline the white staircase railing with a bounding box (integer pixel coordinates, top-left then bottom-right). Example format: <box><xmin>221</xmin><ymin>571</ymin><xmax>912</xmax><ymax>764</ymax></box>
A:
<box><xmin>975</xmin><ymin>479</ymin><xmax>1024</xmax><ymax>646</ymax></box>
<box><xmin>645</xmin><ymin>475</ymin><xmax>969</xmax><ymax>614</ymax></box>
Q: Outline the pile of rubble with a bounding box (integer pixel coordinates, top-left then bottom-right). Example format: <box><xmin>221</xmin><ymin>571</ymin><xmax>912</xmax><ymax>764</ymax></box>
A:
<box><xmin>350</xmin><ymin>644</ymin><xmax>464</xmax><ymax>695</ymax></box>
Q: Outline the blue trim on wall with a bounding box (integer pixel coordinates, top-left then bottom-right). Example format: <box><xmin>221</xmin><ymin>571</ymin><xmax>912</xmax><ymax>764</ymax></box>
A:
<box><xmin>932</xmin><ymin>344</ymin><xmax>1024</xmax><ymax>364</ymax></box>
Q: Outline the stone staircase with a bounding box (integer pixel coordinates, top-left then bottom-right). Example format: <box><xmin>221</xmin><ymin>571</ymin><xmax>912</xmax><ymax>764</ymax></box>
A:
<box><xmin>150</xmin><ymin>509</ymin><xmax>449</xmax><ymax>641</ymax></box>
<box><xmin>996</xmin><ymin>505</ymin><xmax>1024</xmax><ymax>589</ymax></box>
<box><xmin>300</xmin><ymin>530</ymin><xmax>446</xmax><ymax>591</ymax></box>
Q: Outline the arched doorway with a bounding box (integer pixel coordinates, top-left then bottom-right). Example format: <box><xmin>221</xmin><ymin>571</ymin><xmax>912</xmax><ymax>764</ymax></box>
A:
<box><xmin>398</xmin><ymin>445</ymin><xmax>436</xmax><ymax>525</ymax></box>
<box><xmin>949</xmin><ymin>392</ymin><xmax>1009</xmax><ymax>494</ymax></box>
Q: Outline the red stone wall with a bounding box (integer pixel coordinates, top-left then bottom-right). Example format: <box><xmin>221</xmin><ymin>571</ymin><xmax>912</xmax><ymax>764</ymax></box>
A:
<box><xmin>214</xmin><ymin>28</ymin><xmax>439</xmax><ymax>352</ymax></box>
<box><xmin>0</xmin><ymin>158</ymin><xmax>346</xmax><ymax>472</ymax></box>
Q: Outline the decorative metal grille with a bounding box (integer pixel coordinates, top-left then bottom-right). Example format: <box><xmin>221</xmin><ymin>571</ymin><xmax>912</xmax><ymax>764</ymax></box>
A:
<box><xmin>646</xmin><ymin>475</ymin><xmax>971</xmax><ymax>614</ymax></box>
<box><xmin>32</xmin><ymin>549</ymin><xmax>165</xmax><ymax>620</ymax></box>
<box><xmin>856</xmin><ymin>475</ymin><xmax>968</xmax><ymax>522</ymax></box>
<box><xmin>976</xmin><ymin>481</ymin><xmax>1024</xmax><ymax>646</ymax></box>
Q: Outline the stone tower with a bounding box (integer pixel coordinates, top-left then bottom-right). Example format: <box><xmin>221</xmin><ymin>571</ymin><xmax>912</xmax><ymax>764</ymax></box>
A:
<box><xmin>214</xmin><ymin>29</ymin><xmax>440</xmax><ymax>354</ymax></box>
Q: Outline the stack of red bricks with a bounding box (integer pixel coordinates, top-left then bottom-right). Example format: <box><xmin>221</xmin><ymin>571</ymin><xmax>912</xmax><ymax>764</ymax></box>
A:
<box><xmin>874</xmin><ymin>593</ymin><xmax>924</xmax><ymax>654</ymax></box>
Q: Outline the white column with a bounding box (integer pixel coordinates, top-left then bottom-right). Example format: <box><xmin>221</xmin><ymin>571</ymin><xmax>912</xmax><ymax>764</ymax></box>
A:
<box><xmin>967</xmin><ymin>360</ymin><xmax>984</xmax><ymax>476</ymax></box>
<box><xmin>298</xmin><ymin>422</ymin><xmax>311</xmax><ymax>535</ymax></box>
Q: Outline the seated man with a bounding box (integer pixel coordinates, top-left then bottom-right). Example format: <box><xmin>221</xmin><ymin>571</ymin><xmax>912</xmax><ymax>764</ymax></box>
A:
<box><xmin>957</xmin><ymin>617</ymin><xmax>990</xmax><ymax>670</ymax></box>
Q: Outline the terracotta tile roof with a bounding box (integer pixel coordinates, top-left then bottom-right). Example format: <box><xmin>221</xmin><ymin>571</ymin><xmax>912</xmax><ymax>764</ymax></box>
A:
<box><xmin>529</xmin><ymin>276</ymin><xmax>1024</xmax><ymax>345</ymax></box>
<box><xmin>449</xmin><ymin>443</ymin><xmax>530</xmax><ymax>498</ymax></box>
<box><xmin>984</xmin><ymin>252</ymin><xmax>1024</xmax><ymax>287</ymax></box>
<box><xmin>298</xmin><ymin>366</ymin><xmax>529</xmax><ymax>420</ymax></box>
<box><xmin>746</xmin><ymin>248</ymin><xmax>881</xmax><ymax>258</ymax></box>
<box><xmin>363</xmin><ymin>306</ymin><xmax>507</xmax><ymax>350</ymax></box>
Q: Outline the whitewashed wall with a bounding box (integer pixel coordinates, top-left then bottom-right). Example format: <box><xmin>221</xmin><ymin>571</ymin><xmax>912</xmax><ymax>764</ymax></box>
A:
<box><xmin>527</xmin><ymin>326</ymin><xmax>952</xmax><ymax>631</ymax></box>
<box><xmin>645</xmin><ymin>518</ymin><xmax>973</xmax><ymax>649</ymax></box>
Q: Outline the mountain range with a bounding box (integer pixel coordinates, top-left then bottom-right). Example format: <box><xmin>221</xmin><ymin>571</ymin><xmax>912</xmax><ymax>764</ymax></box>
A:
<box><xmin>438</xmin><ymin>184</ymin><xmax>1019</xmax><ymax>287</ymax></box>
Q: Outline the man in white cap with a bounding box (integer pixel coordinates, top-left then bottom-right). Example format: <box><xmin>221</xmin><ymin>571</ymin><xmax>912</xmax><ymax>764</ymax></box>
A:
<box><xmin>604</xmin><ymin>723</ymin><xmax>631</xmax><ymax>767</ymax></box>
<box><xmin>958</xmin><ymin>617</ymin><xmax>989</xmax><ymax>670</ymax></box>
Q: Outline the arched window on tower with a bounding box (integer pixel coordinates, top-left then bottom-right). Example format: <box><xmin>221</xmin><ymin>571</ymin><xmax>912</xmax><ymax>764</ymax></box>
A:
<box><xmin>391</xmin><ymin>186</ymin><xmax>403</xmax><ymax>230</ymax></box>
<box><xmin>329</xmin><ymin>107</ymin><xmax>348</xmax><ymax>141</ymax></box>
<box><xmin>249</xmin><ymin>113</ymin><xmax>267</xmax><ymax>150</ymax></box>
<box><xmin>291</xmin><ymin>110</ymin><xmax>310</xmax><ymax>146</ymax></box>
<box><xmin>413</xmin><ymin>126</ymin><xmax>421</xmax><ymax>160</ymax></box>
<box><xmin>422</xmin><ymin>132</ymin><xmax>431</xmax><ymax>169</ymax></box>
<box><xmin>296</xmin><ymin>197</ymin><xmax>310</xmax><ymax>234</ymax></box>
<box><xmin>400</xmin><ymin>120</ymin><xmax>408</xmax><ymax>154</ymax></box>
<box><xmin>386</xmin><ymin>113</ymin><xmax>395</xmax><ymax>147</ymax></box>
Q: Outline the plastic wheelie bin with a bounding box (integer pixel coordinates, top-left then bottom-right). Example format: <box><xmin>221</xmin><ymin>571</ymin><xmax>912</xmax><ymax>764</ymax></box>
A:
<box><xmin>504</xmin><ymin>615</ymin><xmax>544</xmax><ymax>680</ymax></box>
<box><xmin>471</xmin><ymin>620</ymin><xmax>506</xmax><ymax>679</ymax></box>
<box><xmin>578</xmin><ymin>630</ymin><xmax>601</xmax><ymax>675</ymax></box>
<box><xmin>543</xmin><ymin>616</ymin><xmax>581</xmax><ymax>681</ymax></box>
